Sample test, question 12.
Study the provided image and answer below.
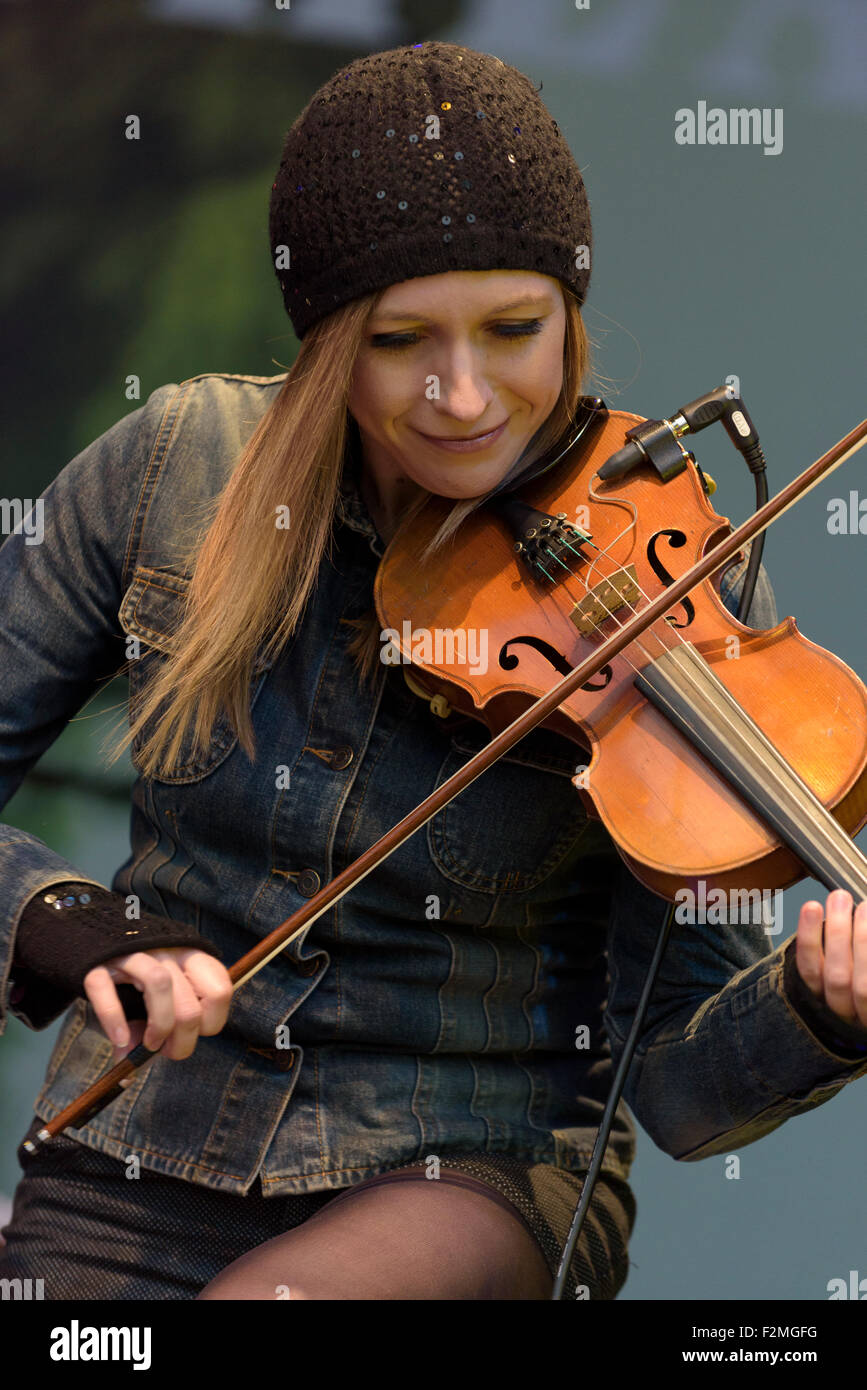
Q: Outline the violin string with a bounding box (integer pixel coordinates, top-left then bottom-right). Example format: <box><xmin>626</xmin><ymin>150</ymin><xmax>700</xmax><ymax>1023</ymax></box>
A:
<box><xmin>532</xmin><ymin>491</ymin><xmax>867</xmax><ymax>889</ymax></box>
<box><xmin>536</xmin><ymin>480</ymin><xmax>682</xmax><ymax>670</ymax></box>
<box><xmin>504</xmin><ymin>484</ymin><xmax>867</xmax><ymax>891</ymax></box>
<box><xmin>553</xmin><ymin>544</ymin><xmax>867</xmax><ymax>886</ymax></box>
<box><xmin>523</xmin><ymin>474</ymin><xmax>798</xmax><ymax>770</ymax></box>
<box><xmin>579</xmin><ymin>473</ymin><xmax>693</xmax><ymax>662</ymax></box>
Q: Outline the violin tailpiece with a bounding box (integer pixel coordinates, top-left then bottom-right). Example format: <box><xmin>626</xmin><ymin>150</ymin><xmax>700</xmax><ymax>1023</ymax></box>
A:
<box><xmin>486</xmin><ymin>494</ymin><xmax>593</xmax><ymax>586</ymax></box>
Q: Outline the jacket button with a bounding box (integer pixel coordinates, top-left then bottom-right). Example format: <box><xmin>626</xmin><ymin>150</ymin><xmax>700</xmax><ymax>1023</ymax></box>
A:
<box><xmin>267</xmin><ymin>1047</ymin><xmax>296</xmax><ymax>1071</ymax></box>
<box><xmin>247</xmin><ymin>1045</ymin><xmax>295</xmax><ymax>1071</ymax></box>
<box><xmin>329</xmin><ymin>745</ymin><xmax>354</xmax><ymax>769</ymax></box>
<box><xmin>297</xmin><ymin>869</ymin><xmax>321</xmax><ymax>897</ymax></box>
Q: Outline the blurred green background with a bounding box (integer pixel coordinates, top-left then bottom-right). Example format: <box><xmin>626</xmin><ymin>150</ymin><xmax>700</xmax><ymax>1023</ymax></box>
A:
<box><xmin>1</xmin><ymin>0</ymin><xmax>865</xmax><ymax>1300</ymax></box>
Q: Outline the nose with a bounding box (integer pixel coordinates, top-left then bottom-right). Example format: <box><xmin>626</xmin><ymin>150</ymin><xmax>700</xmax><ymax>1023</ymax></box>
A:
<box><xmin>430</xmin><ymin>342</ymin><xmax>494</xmax><ymax>422</ymax></box>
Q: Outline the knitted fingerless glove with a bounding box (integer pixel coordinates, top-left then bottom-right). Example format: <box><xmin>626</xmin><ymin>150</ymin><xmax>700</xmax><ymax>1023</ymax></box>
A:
<box><xmin>782</xmin><ymin>936</ymin><xmax>867</xmax><ymax>1059</ymax></box>
<box><xmin>11</xmin><ymin>880</ymin><xmax>223</xmax><ymax>1025</ymax></box>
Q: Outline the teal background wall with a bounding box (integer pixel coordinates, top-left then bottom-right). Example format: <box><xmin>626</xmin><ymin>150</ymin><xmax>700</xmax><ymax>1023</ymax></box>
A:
<box><xmin>1</xmin><ymin>0</ymin><xmax>864</xmax><ymax>1299</ymax></box>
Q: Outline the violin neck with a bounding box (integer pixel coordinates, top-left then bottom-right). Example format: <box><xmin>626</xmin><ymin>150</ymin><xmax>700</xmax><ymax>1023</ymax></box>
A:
<box><xmin>635</xmin><ymin>642</ymin><xmax>867</xmax><ymax>902</ymax></box>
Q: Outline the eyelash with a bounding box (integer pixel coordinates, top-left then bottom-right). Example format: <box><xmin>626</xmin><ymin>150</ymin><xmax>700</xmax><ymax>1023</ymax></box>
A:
<box><xmin>370</xmin><ymin>320</ymin><xmax>545</xmax><ymax>350</ymax></box>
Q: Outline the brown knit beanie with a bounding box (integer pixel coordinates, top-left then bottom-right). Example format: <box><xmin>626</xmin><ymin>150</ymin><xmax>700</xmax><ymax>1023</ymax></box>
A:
<box><xmin>269</xmin><ymin>41</ymin><xmax>592</xmax><ymax>339</ymax></box>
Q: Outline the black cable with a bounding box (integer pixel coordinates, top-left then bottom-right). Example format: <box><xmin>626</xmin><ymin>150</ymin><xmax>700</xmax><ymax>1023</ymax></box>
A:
<box><xmin>551</xmin><ymin>898</ymin><xmax>676</xmax><ymax>1300</ymax></box>
<box><xmin>734</xmin><ymin>441</ymin><xmax>768</xmax><ymax>625</ymax></box>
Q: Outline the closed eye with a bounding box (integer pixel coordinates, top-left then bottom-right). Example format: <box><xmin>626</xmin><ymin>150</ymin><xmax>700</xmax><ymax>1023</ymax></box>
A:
<box><xmin>370</xmin><ymin>320</ymin><xmax>545</xmax><ymax>350</ymax></box>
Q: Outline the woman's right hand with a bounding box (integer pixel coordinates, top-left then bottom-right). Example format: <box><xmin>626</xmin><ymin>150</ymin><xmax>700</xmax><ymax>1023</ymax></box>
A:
<box><xmin>84</xmin><ymin>946</ymin><xmax>234</xmax><ymax>1061</ymax></box>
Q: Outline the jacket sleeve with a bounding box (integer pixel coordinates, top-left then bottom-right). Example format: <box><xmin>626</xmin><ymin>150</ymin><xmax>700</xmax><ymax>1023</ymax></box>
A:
<box><xmin>0</xmin><ymin>383</ymin><xmax>179</xmax><ymax>1035</ymax></box>
<box><xmin>604</xmin><ymin>551</ymin><xmax>867</xmax><ymax>1160</ymax></box>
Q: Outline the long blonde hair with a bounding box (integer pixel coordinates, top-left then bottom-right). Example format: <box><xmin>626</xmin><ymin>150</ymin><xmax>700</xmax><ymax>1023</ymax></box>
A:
<box><xmin>106</xmin><ymin>283</ymin><xmax>591</xmax><ymax>780</ymax></box>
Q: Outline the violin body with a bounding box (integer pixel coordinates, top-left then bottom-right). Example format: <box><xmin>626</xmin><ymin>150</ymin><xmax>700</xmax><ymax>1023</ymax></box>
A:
<box><xmin>375</xmin><ymin>409</ymin><xmax>867</xmax><ymax>900</ymax></box>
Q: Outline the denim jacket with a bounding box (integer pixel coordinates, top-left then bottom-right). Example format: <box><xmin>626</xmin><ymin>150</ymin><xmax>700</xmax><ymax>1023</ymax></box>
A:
<box><xmin>1</xmin><ymin>373</ymin><xmax>866</xmax><ymax>1197</ymax></box>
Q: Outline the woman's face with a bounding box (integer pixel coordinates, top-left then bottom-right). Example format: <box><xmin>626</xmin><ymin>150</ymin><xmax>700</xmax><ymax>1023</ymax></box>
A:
<box><xmin>347</xmin><ymin>269</ymin><xmax>566</xmax><ymax>499</ymax></box>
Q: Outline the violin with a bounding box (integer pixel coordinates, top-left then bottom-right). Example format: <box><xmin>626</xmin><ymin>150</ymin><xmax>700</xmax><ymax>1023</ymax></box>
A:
<box><xmin>376</xmin><ymin>398</ymin><xmax>867</xmax><ymax>903</ymax></box>
<box><xmin>24</xmin><ymin>400</ymin><xmax>867</xmax><ymax>1151</ymax></box>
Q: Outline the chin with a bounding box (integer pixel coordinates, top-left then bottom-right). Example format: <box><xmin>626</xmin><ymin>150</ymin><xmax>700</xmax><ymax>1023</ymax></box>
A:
<box><xmin>425</xmin><ymin>457</ymin><xmax>518</xmax><ymax>497</ymax></box>
<box><xmin>422</xmin><ymin>474</ymin><xmax>500</xmax><ymax>501</ymax></box>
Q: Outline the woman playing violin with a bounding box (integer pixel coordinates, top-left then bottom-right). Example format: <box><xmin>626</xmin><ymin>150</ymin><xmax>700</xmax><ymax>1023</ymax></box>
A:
<box><xmin>1</xmin><ymin>41</ymin><xmax>865</xmax><ymax>1302</ymax></box>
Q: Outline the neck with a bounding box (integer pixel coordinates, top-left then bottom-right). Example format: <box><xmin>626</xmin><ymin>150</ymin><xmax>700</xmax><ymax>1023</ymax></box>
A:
<box><xmin>350</xmin><ymin>423</ymin><xmax>424</xmax><ymax>545</ymax></box>
<box><xmin>359</xmin><ymin>468</ymin><xmax>424</xmax><ymax>546</ymax></box>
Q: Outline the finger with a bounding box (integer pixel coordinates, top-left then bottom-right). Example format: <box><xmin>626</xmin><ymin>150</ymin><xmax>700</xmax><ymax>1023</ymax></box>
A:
<box><xmin>140</xmin><ymin>954</ymin><xmax>206</xmax><ymax>1061</ymax></box>
<box><xmin>83</xmin><ymin>963</ymin><xmax>139</xmax><ymax>1048</ymax></box>
<box><xmin>852</xmin><ymin>900</ymin><xmax>867</xmax><ymax>1029</ymax></box>
<box><xmin>111</xmin><ymin>1018</ymin><xmax>147</xmax><ymax>1062</ymax></box>
<box><xmin>795</xmin><ymin>900</ymin><xmax>825</xmax><ymax>997</ymax></box>
<box><xmin>109</xmin><ymin>952</ymin><xmax>183</xmax><ymax>1054</ymax></box>
<box><xmin>169</xmin><ymin>950</ymin><xmax>234</xmax><ymax>1036</ymax></box>
<box><xmin>822</xmin><ymin>889</ymin><xmax>857</xmax><ymax>1023</ymax></box>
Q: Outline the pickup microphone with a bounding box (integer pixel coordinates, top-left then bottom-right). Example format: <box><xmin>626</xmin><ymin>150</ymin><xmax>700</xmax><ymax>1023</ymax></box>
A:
<box><xmin>598</xmin><ymin>385</ymin><xmax>764</xmax><ymax>482</ymax></box>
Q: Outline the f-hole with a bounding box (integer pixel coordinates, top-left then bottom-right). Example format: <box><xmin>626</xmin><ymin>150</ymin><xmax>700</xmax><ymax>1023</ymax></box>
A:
<box><xmin>647</xmin><ymin>529</ymin><xmax>694</xmax><ymax>629</ymax></box>
<box><xmin>499</xmin><ymin>636</ymin><xmax>612</xmax><ymax>692</ymax></box>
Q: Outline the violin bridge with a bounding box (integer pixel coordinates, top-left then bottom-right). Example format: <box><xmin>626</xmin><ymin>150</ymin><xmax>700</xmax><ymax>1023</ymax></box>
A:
<box><xmin>569</xmin><ymin>565</ymin><xmax>641</xmax><ymax>636</ymax></box>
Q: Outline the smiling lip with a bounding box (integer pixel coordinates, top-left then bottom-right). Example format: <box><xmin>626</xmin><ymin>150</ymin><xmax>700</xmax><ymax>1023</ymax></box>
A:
<box><xmin>415</xmin><ymin>420</ymin><xmax>509</xmax><ymax>452</ymax></box>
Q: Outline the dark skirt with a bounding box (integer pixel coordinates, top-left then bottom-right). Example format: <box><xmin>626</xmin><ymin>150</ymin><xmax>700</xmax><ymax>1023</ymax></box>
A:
<box><xmin>0</xmin><ymin>1116</ymin><xmax>634</xmax><ymax>1300</ymax></box>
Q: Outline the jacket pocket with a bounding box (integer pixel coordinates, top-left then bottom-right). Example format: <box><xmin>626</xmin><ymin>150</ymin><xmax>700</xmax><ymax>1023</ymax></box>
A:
<box><xmin>427</xmin><ymin>723</ymin><xmax>590</xmax><ymax>894</ymax></box>
<box><xmin>118</xmin><ymin>565</ymin><xmax>274</xmax><ymax>785</ymax></box>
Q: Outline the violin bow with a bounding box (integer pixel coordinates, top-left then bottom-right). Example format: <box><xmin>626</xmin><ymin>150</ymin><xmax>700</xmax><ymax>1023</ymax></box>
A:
<box><xmin>24</xmin><ymin>416</ymin><xmax>867</xmax><ymax>1152</ymax></box>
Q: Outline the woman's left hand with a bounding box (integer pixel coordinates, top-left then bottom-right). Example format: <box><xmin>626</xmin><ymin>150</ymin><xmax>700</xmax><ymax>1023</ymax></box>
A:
<box><xmin>796</xmin><ymin>889</ymin><xmax>867</xmax><ymax>1027</ymax></box>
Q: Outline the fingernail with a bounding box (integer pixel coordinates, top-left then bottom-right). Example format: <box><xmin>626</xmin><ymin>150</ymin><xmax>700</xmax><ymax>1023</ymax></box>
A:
<box><xmin>114</xmin><ymin>1028</ymin><xmax>128</xmax><ymax>1046</ymax></box>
